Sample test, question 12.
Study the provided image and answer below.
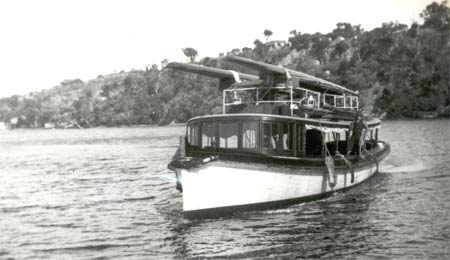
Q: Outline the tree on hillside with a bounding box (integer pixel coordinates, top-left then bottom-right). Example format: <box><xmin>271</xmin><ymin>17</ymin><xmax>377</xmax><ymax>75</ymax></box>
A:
<box><xmin>420</xmin><ymin>0</ymin><xmax>450</xmax><ymax>31</ymax></box>
<box><xmin>72</xmin><ymin>87</ymin><xmax>95</xmax><ymax>126</ymax></box>
<box><xmin>330</xmin><ymin>22</ymin><xmax>362</xmax><ymax>39</ymax></box>
<box><xmin>310</xmin><ymin>34</ymin><xmax>331</xmax><ymax>64</ymax></box>
<box><xmin>183</xmin><ymin>47</ymin><xmax>198</xmax><ymax>63</ymax></box>
<box><xmin>137</xmin><ymin>65</ymin><xmax>162</xmax><ymax>124</ymax></box>
<box><xmin>252</xmin><ymin>39</ymin><xmax>268</xmax><ymax>61</ymax></box>
<box><xmin>160</xmin><ymin>59</ymin><xmax>169</xmax><ymax>69</ymax></box>
<box><xmin>264</xmin><ymin>29</ymin><xmax>273</xmax><ymax>42</ymax></box>
<box><xmin>288</xmin><ymin>32</ymin><xmax>312</xmax><ymax>51</ymax></box>
<box><xmin>368</xmin><ymin>1</ymin><xmax>450</xmax><ymax>117</ymax></box>
<box><xmin>332</xmin><ymin>40</ymin><xmax>351</xmax><ymax>60</ymax></box>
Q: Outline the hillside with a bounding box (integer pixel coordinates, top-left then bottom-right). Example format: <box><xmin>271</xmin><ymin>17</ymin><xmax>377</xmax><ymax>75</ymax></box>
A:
<box><xmin>0</xmin><ymin>1</ymin><xmax>448</xmax><ymax>128</ymax></box>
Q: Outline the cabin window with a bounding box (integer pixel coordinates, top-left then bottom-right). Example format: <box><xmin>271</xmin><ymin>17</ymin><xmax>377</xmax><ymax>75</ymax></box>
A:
<box><xmin>306</xmin><ymin>95</ymin><xmax>317</xmax><ymax>106</ymax></box>
<box><xmin>242</xmin><ymin>122</ymin><xmax>259</xmax><ymax>149</ymax></box>
<box><xmin>324</xmin><ymin>94</ymin><xmax>335</xmax><ymax>107</ymax></box>
<box><xmin>308</xmin><ymin>96</ymin><xmax>314</xmax><ymax>105</ymax></box>
<box><xmin>263</xmin><ymin>122</ymin><xmax>294</xmax><ymax>152</ymax></box>
<box><xmin>324</xmin><ymin>94</ymin><xmax>356</xmax><ymax>109</ymax></box>
<box><xmin>196</xmin><ymin>120</ymin><xmax>262</xmax><ymax>151</ymax></box>
<box><xmin>219</xmin><ymin>122</ymin><xmax>238</xmax><ymax>149</ymax></box>
<box><xmin>336</xmin><ymin>96</ymin><xmax>345</xmax><ymax>108</ymax></box>
<box><xmin>188</xmin><ymin>124</ymin><xmax>200</xmax><ymax>146</ymax></box>
<box><xmin>351</xmin><ymin>96</ymin><xmax>358</xmax><ymax>108</ymax></box>
<box><xmin>298</xmin><ymin>90</ymin><xmax>320</xmax><ymax>107</ymax></box>
<box><xmin>346</xmin><ymin>96</ymin><xmax>352</xmax><ymax>108</ymax></box>
<box><xmin>282</xmin><ymin>123</ymin><xmax>294</xmax><ymax>151</ymax></box>
<box><xmin>294</xmin><ymin>90</ymin><xmax>306</xmax><ymax>103</ymax></box>
<box><xmin>309</xmin><ymin>92</ymin><xmax>320</xmax><ymax>107</ymax></box>
<box><xmin>201</xmin><ymin>122</ymin><xmax>218</xmax><ymax>148</ymax></box>
<box><xmin>344</xmin><ymin>96</ymin><xmax>358</xmax><ymax>108</ymax></box>
<box><xmin>296</xmin><ymin>124</ymin><xmax>305</xmax><ymax>156</ymax></box>
<box><xmin>275</xmin><ymin>92</ymin><xmax>290</xmax><ymax>101</ymax></box>
<box><xmin>263</xmin><ymin>122</ymin><xmax>278</xmax><ymax>150</ymax></box>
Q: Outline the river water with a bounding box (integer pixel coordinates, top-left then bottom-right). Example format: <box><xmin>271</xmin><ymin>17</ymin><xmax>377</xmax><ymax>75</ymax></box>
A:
<box><xmin>0</xmin><ymin>119</ymin><xmax>449</xmax><ymax>259</ymax></box>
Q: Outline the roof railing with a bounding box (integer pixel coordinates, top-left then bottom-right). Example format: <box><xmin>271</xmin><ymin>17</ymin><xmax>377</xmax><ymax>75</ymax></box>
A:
<box><xmin>223</xmin><ymin>85</ymin><xmax>358</xmax><ymax>115</ymax></box>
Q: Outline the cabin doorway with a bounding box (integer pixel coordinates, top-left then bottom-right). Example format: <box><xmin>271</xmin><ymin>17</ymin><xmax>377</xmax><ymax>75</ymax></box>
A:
<box><xmin>305</xmin><ymin>129</ymin><xmax>323</xmax><ymax>156</ymax></box>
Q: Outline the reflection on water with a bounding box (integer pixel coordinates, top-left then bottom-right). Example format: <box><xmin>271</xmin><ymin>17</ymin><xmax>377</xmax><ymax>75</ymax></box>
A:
<box><xmin>0</xmin><ymin>120</ymin><xmax>449</xmax><ymax>259</ymax></box>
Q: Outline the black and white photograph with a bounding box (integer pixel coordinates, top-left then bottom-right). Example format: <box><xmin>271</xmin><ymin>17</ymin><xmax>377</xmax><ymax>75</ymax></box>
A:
<box><xmin>0</xmin><ymin>0</ymin><xmax>449</xmax><ymax>259</ymax></box>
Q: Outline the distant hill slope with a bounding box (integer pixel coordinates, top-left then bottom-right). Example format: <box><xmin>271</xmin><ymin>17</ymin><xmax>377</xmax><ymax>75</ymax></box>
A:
<box><xmin>0</xmin><ymin>1</ymin><xmax>448</xmax><ymax>128</ymax></box>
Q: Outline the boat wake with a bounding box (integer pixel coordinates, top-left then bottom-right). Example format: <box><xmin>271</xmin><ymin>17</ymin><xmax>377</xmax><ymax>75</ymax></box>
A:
<box><xmin>380</xmin><ymin>161</ymin><xmax>429</xmax><ymax>173</ymax></box>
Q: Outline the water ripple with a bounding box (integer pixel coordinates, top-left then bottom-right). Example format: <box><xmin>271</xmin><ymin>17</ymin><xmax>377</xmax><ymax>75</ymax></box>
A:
<box><xmin>0</xmin><ymin>121</ymin><xmax>449</xmax><ymax>259</ymax></box>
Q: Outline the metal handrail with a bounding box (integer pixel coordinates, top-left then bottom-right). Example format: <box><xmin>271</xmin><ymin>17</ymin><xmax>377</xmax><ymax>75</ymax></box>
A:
<box><xmin>222</xmin><ymin>85</ymin><xmax>359</xmax><ymax>114</ymax></box>
<box><xmin>223</xmin><ymin>86</ymin><xmax>322</xmax><ymax>113</ymax></box>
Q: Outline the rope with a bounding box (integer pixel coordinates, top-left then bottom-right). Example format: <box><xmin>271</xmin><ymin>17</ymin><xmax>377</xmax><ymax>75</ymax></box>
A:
<box><xmin>358</xmin><ymin>129</ymin><xmax>367</xmax><ymax>159</ymax></box>
<box><xmin>335</xmin><ymin>151</ymin><xmax>355</xmax><ymax>183</ymax></box>
<box><xmin>318</xmin><ymin>116</ymin><xmax>358</xmax><ymax>186</ymax></box>
<box><xmin>318</xmin><ymin>119</ymin><xmax>337</xmax><ymax>189</ymax></box>
<box><xmin>361</xmin><ymin>145</ymin><xmax>379</xmax><ymax>174</ymax></box>
<box><xmin>357</xmin><ymin>128</ymin><xmax>379</xmax><ymax>174</ymax></box>
<box><xmin>324</xmin><ymin>144</ymin><xmax>337</xmax><ymax>188</ymax></box>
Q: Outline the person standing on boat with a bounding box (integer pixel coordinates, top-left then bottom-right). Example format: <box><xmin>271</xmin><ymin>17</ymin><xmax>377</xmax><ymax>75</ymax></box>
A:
<box><xmin>347</xmin><ymin>111</ymin><xmax>369</xmax><ymax>157</ymax></box>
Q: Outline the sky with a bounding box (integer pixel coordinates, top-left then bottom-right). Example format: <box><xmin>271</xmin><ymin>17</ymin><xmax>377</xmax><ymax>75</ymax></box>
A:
<box><xmin>0</xmin><ymin>0</ymin><xmax>437</xmax><ymax>98</ymax></box>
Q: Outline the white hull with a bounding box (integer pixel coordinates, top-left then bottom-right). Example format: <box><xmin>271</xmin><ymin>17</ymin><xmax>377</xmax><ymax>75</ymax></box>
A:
<box><xmin>178</xmin><ymin>160</ymin><xmax>378</xmax><ymax>213</ymax></box>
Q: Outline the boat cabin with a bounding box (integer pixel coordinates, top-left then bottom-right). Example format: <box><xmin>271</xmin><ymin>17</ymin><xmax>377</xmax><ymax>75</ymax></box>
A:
<box><xmin>186</xmin><ymin>114</ymin><xmax>380</xmax><ymax>162</ymax></box>
<box><xmin>167</xmin><ymin>56</ymin><xmax>380</xmax><ymax>163</ymax></box>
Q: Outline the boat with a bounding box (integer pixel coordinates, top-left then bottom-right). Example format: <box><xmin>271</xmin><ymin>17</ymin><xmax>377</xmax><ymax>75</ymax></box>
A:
<box><xmin>167</xmin><ymin>55</ymin><xmax>390</xmax><ymax>218</ymax></box>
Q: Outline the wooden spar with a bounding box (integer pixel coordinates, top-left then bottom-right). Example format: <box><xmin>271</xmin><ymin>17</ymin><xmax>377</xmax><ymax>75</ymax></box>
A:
<box><xmin>223</xmin><ymin>55</ymin><xmax>359</xmax><ymax>96</ymax></box>
<box><xmin>166</xmin><ymin>62</ymin><xmax>259</xmax><ymax>90</ymax></box>
<box><xmin>166</xmin><ymin>62</ymin><xmax>259</xmax><ymax>81</ymax></box>
<box><xmin>166</xmin><ymin>59</ymin><xmax>358</xmax><ymax>96</ymax></box>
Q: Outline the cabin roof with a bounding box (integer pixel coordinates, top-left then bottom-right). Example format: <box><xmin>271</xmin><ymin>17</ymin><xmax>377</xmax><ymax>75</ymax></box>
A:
<box><xmin>187</xmin><ymin>113</ymin><xmax>381</xmax><ymax>128</ymax></box>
